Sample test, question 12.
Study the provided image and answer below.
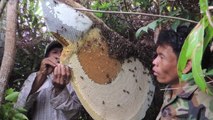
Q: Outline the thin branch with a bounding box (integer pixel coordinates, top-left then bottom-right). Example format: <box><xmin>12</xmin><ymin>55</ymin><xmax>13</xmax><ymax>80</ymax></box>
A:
<box><xmin>207</xmin><ymin>6</ymin><xmax>213</xmax><ymax>28</ymax></box>
<box><xmin>0</xmin><ymin>0</ymin><xmax>8</xmax><ymax>18</ymax></box>
<box><xmin>206</xmin><ymin>76</ymin><xmax>213</xmax><ymax>81</ymax></box>
<box><xmin>206</xmin><ymin>10</ymin><xmax>213</xmax><ymax>27</ymax></box>
<box><xmin>209</xmin><ymin>6</ymin><xmax>213</xmax><ymax>10</ymax></box>
<box><xmin>74</xmin><ymin>8</ymin><xmax>198</xmax><ymax>24</ymax></box>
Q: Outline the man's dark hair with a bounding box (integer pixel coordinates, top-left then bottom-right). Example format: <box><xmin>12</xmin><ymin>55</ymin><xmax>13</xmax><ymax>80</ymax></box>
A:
<box><xmin>44</xmin><ymin>41</ymin><xmax>63</xmax><ymax>57</ymax></box>
<box><xmin>156</xmin><ymin>25</ymin><xmax>212</xmax><ymax>69</ymax></box>
<box><xmin>156</xmin><ymin>25</ymin><xmax>193</xmax><ymax>57</ymax></box>
<box><xmin>35</xmin><ymin>41</ymin><xmax>63</xmax><ymax>71</ymax></box>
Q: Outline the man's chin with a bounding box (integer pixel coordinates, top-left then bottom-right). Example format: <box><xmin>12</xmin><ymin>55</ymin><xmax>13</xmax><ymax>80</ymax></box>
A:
<box><xmin>156</xmin><ymin>78</ymin><xmax>168</xmax><ymax>84</ymax></box>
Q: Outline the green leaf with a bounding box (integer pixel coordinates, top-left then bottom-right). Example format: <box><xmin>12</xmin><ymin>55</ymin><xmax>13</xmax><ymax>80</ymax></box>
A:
<box><xmin>35</xmin><ymin>0</ymin><xmax>39</xmax><ymax>11</ymax></box>
<box><xmin>29</xmin><ymin>0</ymin><xmax>35</xmax><ymax>11</ymax></box>
<box><xmin>181</xmin><ymin>69</ymin><xmax>209</xmax><ymax>81</ymax></box>
<box><xmin>169</xmin><ymin>8</ymin><xmax>181</xmax><ymax>16</ymax></box>
<box><xmin>185</xmin><ymin>23</ymin><xmax>205</xmax><ymax>58</ymax></box>
<box><xmin>190</xmin><ymin>18</ymin><xmax>208</xmax><ymax>91</ymax></box>
<box><xmin>206</xmin><ymin>69</ymin><xmax>213</xmax><ymax>76</ymax></box>
<box><xmin>181</xmin><ymin>72</ymin><xmax>193</xmax><ymax>81</ymax></box>
<box><xmin>159</xmin><ymin>0</ymin><xmax>167</xmax><ymax>13</ymax></box>
<box><xmin>178</xmin><ymin>17</ymin><xmax>211</xmax><ymax>92</ymax></box>
<box><xmin>5</xmin><ymin>88</ymin><xmax>15</xmax><ymax>96</ymax></box>
<box><xmin>13</xmin><ymin>113</ymin><xmax>28</xmax><ymax>120</ymax></box>
<box><xmin>136</xmin><ymin>25</ymin><xmax>148</xmax><ymax>36</ymax></box>
<box><xmin>94</xmin><ymin>13</ymin><xmax>103</xmax><ymax>18</ymax></box>
<box><xmin>99</xmin><ymin>2</ymin><xmax>111</xmax><ymax>9</ymax></box>
<box><xmin>177</xmin><ymin>30</ymin><xmax>191</xmax><ymax>78</ymax></box>
<box><xmin>21</xmin><ymin>0</ymin><xmax>27</xmax><ymax>6</ymax></box>
<box><xmin>91</xmin><ymin>1</ymin><xmax>99</xmax><ymax>10</ymax></box>
<box><xmin>192</xmin><ymin>41</ymin><xmax>207</xmax><ymax>91</ymax></box>
<box><xmin>5</xmin><ymin>92</ymin><xmax>19</xmax><ymax>102</ymax></box>
<box><xmin>177</xmin><ymin>19</ymin><xmax>205</xmax><ymax>79</ymax></box>
<box><xmin>204</xmin><ymin>24</ymin><xmax>213</xmax><ymax>49</ymax></box>
<box><xmin>199</xmin><ymin>0</ymin><xmax>208</xmax><ymax>13</ymax></box>
<box><xmin>171</xmin><ymin>20</ymin><xmax>181</xmax><ymax>31</ymax></box>
<box><xmin>16</xmin><ymin>107</ymin><xmax>27</xmax><ymax>113</ymax></box>
<box><xmin>135</xmin><ymin>19</ymin><xmax>161</xmax><ymax>39</ymax></box>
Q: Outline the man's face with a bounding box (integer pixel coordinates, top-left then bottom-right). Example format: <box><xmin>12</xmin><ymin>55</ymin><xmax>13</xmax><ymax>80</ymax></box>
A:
<box><xmin>47</xmin><ymin>47</ymin><xmax>63</xmax><ymax>60</ymax></box>
<box><xmin>45</xmin><ymin>47</ymin><xmax>62</xmax><ymax>74</ymax></box>
<box><xmin>152</xmin><ymin>45</ymin><xmax>178</xmax><ymax>84</ymax></box>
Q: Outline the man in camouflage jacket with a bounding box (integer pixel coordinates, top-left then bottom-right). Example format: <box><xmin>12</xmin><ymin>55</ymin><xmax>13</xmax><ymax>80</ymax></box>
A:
<box><xmin>152</xmin><ymin>25</ymin><xmax>213</xmax><ymax>119</ymax></box>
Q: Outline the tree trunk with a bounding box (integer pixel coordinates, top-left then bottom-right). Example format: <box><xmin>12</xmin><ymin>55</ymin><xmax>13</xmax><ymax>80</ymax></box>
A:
<box><xmin>0</xmin><ymin>0</ymin><xmax>18</xmax><ymax>104</ymax></box>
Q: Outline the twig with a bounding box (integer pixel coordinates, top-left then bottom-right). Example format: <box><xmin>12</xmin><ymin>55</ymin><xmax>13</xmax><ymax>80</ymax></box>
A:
<box><xmin>0</xmin><ymin>0</ymin><xmax>8</xmax><ymax>18</ymax></box>
<box><xmin>207</xmin><ymin>6</ymin><xmax>213</xmax><ymax>27</ymax></box>
<box><xmin>160</xmin><ymin>87</ymin><xmax>179</xmax><ymax>91</ymax></box>
<box><xmin>206</xmin><ymin>76</ymin><xmax>213</xmax><ymax>81</ymax></box>
<box><xmin>74</xmin><ymin>8</ymin><xmax>198</xmax><ymax>24</ymax></box>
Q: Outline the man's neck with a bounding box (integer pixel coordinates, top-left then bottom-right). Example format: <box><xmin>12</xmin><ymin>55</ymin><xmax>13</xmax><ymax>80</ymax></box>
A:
<box><xmin>170</xmin><ymin>81</ymin><xmax>186</xmax><ymax>97</ymax></box>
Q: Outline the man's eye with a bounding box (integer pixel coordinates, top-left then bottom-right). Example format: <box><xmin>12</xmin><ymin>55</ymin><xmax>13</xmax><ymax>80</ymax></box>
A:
<box><xmin>153</xmin><ymin>52</ymin><xmax>157</xmax><ymax>58</ymax></box>
<box><xmin>52</xmin><ymin>51</ymin><xmax>57</xmax><ymax>53</ymax></box>
<box><xmin>159</xmin><ymin>55</ymin><xmax>164</xmax><ymax>59</ymax></box>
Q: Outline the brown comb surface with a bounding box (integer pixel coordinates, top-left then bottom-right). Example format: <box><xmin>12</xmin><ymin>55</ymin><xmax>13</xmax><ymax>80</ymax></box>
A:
<box><xmin>78</xmin><ymin>29</ymin><xmax>121</xmax><ymax>84</ymax></box>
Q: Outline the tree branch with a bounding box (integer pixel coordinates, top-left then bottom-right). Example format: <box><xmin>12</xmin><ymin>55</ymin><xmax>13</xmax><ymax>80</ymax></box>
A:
<box><xmin>209</xmin><ymin>6</ymin><xmax>213</xmax><ymax>10</ymax></box>
<box><xmin>0</xmin><ymin>0</ymin><xmax>18</xmax><ymax>104</ymax></box>
<box><xmin>207</xmin><ymin>6</ymin><xmax>213</xmax><ymax>28</ymax></box>
<box><xmin>0</xmin><ymin>0</ymin><xmax>8</xmax><ymax>18</ymax></box>
<box><xmin>74</xmin><ymin>8</ymin><xmax>198</xmax><ymax>24</ymax></box>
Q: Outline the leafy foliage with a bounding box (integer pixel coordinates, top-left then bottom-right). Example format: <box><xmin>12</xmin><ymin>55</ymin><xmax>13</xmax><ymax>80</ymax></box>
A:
<box><xmin>89</xmin><ymin>0</ymin><xmax>156</xmax><ymax>39</ymax></box>
<box><xmin>177</xmin><ymin>0</ymin><xmax>213</xmax><ymax>94</ymax></box>
<box><xmin>135</xmin><ymin>19</ymin><xmax>161</xmax><ymax>39</ymax></box>
<box><xmin>136</xmin><ymin>0</ymin><xmax>200</xmax><ymax>37</ymax></box>
<box><xmin>0</xmin><ymin>88</ymin><xmax>28</xmax><ymax>120</ymax></box>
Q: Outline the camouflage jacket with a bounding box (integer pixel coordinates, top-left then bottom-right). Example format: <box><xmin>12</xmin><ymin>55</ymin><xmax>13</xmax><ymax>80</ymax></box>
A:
<box><xmin>156</xmin><ymin>80</ymin><xmax>213</xmax><ymax>120</ymax></box>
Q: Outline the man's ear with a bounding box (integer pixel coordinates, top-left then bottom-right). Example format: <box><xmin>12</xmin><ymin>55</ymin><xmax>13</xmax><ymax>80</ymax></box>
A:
<box><xmin>182</xmin><ymin>60</ymin><xmax>192</xmax><ymax>74</ymax></box>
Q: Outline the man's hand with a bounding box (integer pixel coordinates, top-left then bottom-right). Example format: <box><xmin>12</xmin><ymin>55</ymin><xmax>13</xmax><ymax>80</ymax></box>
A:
<box><xmin>39</xmin><ymin>56</ymin><xmax>60</xmax><ymax>75</ymax></box>
<box><xmin>30</xmin><ymin>56</ymin><xmax>60</xmax><ymax>94</ymax></box>
<box><xmin>53</xmin><ymin>64</ymin><xmax>71</xmax><ymax>95</ymax></box>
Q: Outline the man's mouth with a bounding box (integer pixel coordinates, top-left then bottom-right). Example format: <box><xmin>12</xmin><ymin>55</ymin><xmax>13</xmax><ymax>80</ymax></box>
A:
<box><xmin>153</xmin><ymin>72</ymin><xmax>157</xmax><ymax>76</ymax></box>
<box><xmin>152</xmin><ymin>68</ymin><xmax>158</xmax><ymax>76</ymax></box>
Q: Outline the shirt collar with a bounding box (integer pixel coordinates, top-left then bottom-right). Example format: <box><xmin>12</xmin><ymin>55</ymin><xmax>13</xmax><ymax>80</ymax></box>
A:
<box><xmin>178</xmin><ymin>80</ymin><xmax>198</xmax><ymax>98</ymax></box>
<box><xmin>165</xmin><ymin>79</ymin><xmax>198</xmax><ymax>99</ymax></box>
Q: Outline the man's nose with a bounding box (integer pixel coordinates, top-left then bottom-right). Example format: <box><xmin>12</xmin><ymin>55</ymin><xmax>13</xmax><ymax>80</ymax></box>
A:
<box><xmin>152</xmin><ymin>56</ymin><xmax>158</xmax><ymax>66</ymax></box>
<box><xmin>58</xmin><ymin>52</ymin><xmax>61</xmax><ymax>57</ymax></box>
<box><xmin>54</xmin><ymin>53</ymin><xmax>61</xmax><ymax>59</ymax></box>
